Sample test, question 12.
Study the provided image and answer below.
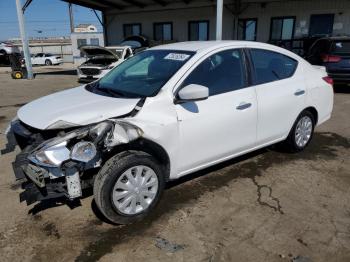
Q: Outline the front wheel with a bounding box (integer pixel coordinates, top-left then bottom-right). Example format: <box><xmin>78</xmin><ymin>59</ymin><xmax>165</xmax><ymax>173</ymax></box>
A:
<box><xmin>93</xmin><ymin>151</ymin><xmax>165</xmax><ymax>224</ymax></box>
<box><xmin>45</xmin><ymin>59</ymin><xmax>52</xmax><ymax>66</ymax></box>
<box><xmin>282</xmin><ymin>110</ymin><xmax>315</xmax><ymax>152</ymax></box>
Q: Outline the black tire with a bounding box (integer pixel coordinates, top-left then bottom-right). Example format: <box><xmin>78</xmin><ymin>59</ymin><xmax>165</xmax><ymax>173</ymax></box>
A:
<box><xmin>93</xmin><ymin>151</ymin><xmax>165</xmax><ymax>224</ymax></box>
<box><xmin>12</xmin><ymin>71</ymin><xmax>23</xmax><ymax>79</ymax></box>
<box><xmin>45</xmin><ymin>59</ymin><xmax>52</xmax><ymax>66</ymax></box>
<box><xmin>281</xmin><ymin>110</ymin><xmax>315</xmax><ymax>153</ymax></box>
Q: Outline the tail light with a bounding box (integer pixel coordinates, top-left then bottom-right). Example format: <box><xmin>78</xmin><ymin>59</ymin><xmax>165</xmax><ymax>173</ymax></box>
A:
<box><xmin>321</xmin><ymin>54</ymin><xmax>342</xmax><ymax>63</ymax></box>
<box><xmin>323</xmin><ymin>76</ymin><xmax>334</xmax><ymax>86</ymax></box>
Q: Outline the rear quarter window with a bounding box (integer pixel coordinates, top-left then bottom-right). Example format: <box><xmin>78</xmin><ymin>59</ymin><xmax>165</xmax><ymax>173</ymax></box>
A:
<box><xmin>249</xmin><ymin>49</ymin><xmax>298</xmax><ymax>85</ymax></box>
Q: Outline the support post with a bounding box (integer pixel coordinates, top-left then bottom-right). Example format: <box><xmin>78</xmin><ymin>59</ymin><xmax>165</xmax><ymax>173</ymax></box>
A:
<box><xmin>216</xmin><ymin>0</ymin><xmax>223</xmax><ymax>40</ymax></box>
<box><xmin>15</xmin><ymin>0</ymin><xmax>33</xmax><ymax>79</ymax></box>
<box><xmin>69</xmin><ymin>3</ymin><xmax>75</xmax><ymax>33</ymax></box>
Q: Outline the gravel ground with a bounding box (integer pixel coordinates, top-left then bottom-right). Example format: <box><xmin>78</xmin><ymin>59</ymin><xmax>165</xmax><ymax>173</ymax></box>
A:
<box><xmin>0</xmin><ymin>71</ymin><xmax>349</xmax><ymax>262</ymax></box>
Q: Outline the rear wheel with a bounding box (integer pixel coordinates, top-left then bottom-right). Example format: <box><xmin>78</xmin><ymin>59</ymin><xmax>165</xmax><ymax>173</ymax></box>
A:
<box><xmin>93</xmin><ymin>151</ymin><xmax>164</xmax><ymax>224</ymax></box>
<box><xmin>282</xmin><ymin>110</ymin><xmax>315</xmax><ymax>152</ymax></box>
<box><xmin>45</xmin><ymin>59</ymin><xmax>52</xmax><ymax>66</ymax></box>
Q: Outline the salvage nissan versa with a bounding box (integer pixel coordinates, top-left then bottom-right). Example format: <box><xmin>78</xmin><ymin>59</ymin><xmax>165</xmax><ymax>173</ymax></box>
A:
<box><xmin>5</xmin><ymin>41</ymin><xmax>333</xmax><ymax>224</ymax></box>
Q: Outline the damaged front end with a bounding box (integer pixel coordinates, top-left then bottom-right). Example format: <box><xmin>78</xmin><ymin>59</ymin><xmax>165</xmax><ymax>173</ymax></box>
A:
<box><xmin>7</xmin><ymin>118</ymin><xmax>143</xmax><ymax>205</ymax></box>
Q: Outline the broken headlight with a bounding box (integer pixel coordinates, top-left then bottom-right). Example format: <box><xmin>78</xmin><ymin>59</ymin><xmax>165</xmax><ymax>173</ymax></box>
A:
<box><xmin>30</xmin><ymin>141</ymin><xmax>71</xmax><ymax>167</ymax></box>
<box><xmin>71</xmin><ymin>141</ymin><xmax>97</xmax><ymax>163</ymax></box>
<box><xmin>28</xmin><ymin>120</ymin><xmax>143</xmax><ymax>168</ymax></box>
<box><xmin>28</xmin><ymin>126</ymin><xmax>91</xmax><ymax>167</ymax></box>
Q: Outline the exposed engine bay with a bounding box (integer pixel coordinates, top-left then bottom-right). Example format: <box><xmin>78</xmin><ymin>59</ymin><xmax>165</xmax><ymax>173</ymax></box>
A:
<box><xmin>80</xmin><ymin>57</ymin><xmax>118</xmax><ymax>67</ymax></box>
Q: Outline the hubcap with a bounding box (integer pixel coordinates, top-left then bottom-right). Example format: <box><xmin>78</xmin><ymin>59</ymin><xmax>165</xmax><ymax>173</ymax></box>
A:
<box><xmin>112</xmin><ymin>165</ymin><xmax>159</xmax><ymax>215</ymax></box>
<box><xmin>295</xmin><ymin>116</ymin><xmax>313</xmax><ymax>148</ymax></box>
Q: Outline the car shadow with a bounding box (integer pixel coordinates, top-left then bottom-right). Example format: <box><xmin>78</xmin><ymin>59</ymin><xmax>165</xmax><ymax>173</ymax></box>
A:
<box><xmin>334</xmin><ymin>84</ymin><xmax>350</xmax><ymax>94</ymax></box>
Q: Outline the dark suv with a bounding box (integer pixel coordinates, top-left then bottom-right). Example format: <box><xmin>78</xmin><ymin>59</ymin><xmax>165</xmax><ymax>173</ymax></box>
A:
<box><xmin>306</xmin><ymin>37</ymin><xmax>350</xmax><ymax>83</ymax></box>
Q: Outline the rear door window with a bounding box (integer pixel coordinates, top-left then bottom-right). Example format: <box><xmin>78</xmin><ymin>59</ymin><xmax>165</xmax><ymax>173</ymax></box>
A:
<box><xmin>249</xmin><ymin>49</ymin><xmax>298</xmax><ymax>85</ymax></box>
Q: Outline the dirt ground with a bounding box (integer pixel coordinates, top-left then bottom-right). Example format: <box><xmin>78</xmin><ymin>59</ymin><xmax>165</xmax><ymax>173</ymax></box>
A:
<box><xmin>0</xmin><ymin>67</ymin><xmax>349</xmax><ymax>262</ymax></box>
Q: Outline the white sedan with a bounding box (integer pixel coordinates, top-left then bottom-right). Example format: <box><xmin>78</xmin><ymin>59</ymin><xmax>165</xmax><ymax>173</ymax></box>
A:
<box><xmin>9</xmin><ymin>41</ymin><xmax>333</xmax><ymax>224</ymax></box>
<box><xmin>31</xmin><ymin>53</ymin><xmax>63</xmax><ymax>65</ymax></box>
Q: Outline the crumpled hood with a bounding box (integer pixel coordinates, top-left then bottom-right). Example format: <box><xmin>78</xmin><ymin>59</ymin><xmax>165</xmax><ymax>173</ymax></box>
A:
<box><xmin>79</xmin><ymin>45</ymin><xmax>119</xmax><ymax>58</ymax></box>
<box><xmin>18</xmin><ymin>86</ymin><xmax>140</xmax><ymax>130</ymax></box>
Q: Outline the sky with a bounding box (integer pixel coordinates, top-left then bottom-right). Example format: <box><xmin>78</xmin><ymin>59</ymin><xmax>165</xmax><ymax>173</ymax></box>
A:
<box><xmin>0</xmin><ymin>0</ymin><xmax>102</xmax><ymax>41</ymax></box>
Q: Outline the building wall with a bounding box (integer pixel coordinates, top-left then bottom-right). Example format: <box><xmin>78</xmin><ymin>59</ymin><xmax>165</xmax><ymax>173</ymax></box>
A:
<box><xmin>104</xmin><ymin>0</ymin><xmax>350</xmax><ymax>45</ymax></box>
<box><xmin>241</xmin><ymin>0</ymin><xmax>350</xmax><ymax>42</ymax></box>
<box><xmin>71</xmin><ymin>32</ymin><xmax>104</xmax><ymax>65</ymax></box>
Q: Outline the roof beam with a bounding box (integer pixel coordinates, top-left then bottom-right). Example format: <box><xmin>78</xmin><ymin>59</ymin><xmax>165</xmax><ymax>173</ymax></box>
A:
<box><xmin>22</xmin><ymin>0</ymin><xmax>33</xmax><ymax>12</ymax></box>
<box><xmin>120</xmin><ymin>0</ymin><xmax>146</xmax><ymax>8</ymax></box>
<box><xmin>61</xmin><ymin>0</ymin><xmax>109</xmax><ymax>10</ymax></box>
<box><xmin>99</xmin><ymin>0</ymin><xmax>125</xmax><ymax>9</ymax></box>
<box><xmin>152</xmin><ymin>0</ymin><xmax>168</xmax><ymax>6</ymax></box>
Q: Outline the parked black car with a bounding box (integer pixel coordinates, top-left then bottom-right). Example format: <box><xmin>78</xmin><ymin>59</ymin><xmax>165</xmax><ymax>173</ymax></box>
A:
<box><xmin>306</xmin><ymin>37</ymin><xmax>350</xmax><ymax>83</ymax></box>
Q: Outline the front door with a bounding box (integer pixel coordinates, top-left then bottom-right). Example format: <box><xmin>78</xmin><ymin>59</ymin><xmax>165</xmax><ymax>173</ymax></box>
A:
<box><xmin>175</xmin><ymin>49</ymin><xmax>257</xmax><ymax>175</ymax></box>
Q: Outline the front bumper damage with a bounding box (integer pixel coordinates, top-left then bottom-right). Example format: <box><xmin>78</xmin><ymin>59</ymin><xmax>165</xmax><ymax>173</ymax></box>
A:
<box><xmin>5</xmin><ymin>117</ymin><xmax>143</xmax><ymax>206</ymax></box>
<box><xmin>9</xmin><ymin>122</ymin><xmax>84</xmax><ymax>205</ymax></box>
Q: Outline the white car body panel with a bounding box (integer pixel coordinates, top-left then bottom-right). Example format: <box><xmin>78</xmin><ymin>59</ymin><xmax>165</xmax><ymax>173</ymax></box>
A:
<box><xmin>254</xmin><ymin>70</ymin><xmax>306</xmax><ymax>144</ymax></box>
<box><xmin>305</xmin><ymin>65</ymin><xmax>334</xmax><ymax>125</ymax></box>
<box><xmin>17</xmin><ymin>41</ymin><xmax>334</xmax><ymax>180</ymax></box>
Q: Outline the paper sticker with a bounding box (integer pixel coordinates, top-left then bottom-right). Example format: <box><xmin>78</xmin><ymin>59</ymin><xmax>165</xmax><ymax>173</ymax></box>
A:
<box><xmin>164</xmin><ymin>53</ymin><xmax>190</xmax><ymax>61</ymax></box>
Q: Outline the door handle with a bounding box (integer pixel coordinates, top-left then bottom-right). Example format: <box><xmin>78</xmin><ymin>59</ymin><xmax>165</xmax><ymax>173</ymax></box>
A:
<box><xmin>294</xmin><ymin>90</ymin><xmax>305</xmax><ymax>96</ymax></box>
<box><xmin>236</xmin><ymin>102</ymin><xmax>252</xmax><ymax>110</ymax></box>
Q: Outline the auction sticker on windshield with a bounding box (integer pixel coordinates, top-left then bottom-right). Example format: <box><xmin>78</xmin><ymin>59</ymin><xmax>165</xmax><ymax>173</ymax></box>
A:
<box><xmin>164</xmin><ymin>53</ymin><xmax>191</xmax><ymax>61</ymax></box>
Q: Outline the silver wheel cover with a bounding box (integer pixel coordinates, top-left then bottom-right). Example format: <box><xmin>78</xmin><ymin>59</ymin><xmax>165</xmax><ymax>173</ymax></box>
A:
<box><xmin>295</xmin><ymin>116</ymin><xmax>313</xmax><ymax>148</ymax></box>
<box><xmin>112</xmin><ymin>165</ymin><xmax>159</xmax><ymax>215</ymax></box>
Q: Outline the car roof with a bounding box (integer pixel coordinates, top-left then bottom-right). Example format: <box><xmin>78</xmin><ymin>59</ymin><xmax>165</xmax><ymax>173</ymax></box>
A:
<box><xmin>150</xmin><ymin>40</ymin><xmax>281</xmax><ymax>53</ymax></box>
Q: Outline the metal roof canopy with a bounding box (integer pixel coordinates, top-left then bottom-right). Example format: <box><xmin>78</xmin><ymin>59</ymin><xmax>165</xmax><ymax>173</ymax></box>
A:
<box><xmin>60</xmin><ymin>0</ymin><xmax>297</xmax><ymax>12</ymax></box>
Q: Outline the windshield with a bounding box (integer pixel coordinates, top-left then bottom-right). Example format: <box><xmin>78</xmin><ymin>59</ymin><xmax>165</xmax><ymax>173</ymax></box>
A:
<box><xmin>90</xmin><ymin>49</ymin><xmax>194</xmax><ymax>98</ymax></box>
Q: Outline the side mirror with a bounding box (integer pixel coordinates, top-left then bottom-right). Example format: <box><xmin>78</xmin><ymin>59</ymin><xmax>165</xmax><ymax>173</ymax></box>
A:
<box><xmin>176</xmin><ymin>84</ymin><xmax>209</xmax><ymax>103</ymax></box>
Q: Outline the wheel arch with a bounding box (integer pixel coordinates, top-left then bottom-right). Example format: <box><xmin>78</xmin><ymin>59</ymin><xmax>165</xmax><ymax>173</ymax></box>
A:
<box><xmin>104</xmin><ymin>138</ymin><xmax>171</xmax><ymax>181</ymax></box>
<box><xmin>303</xmin><ymin>106</ymin><xmax>318</xmax><ymax>125</ymax></box>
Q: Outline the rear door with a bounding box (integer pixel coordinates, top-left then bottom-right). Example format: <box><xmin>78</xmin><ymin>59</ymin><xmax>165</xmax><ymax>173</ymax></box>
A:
<box><xmin>175</xmin><ymin>48</ymin><xmax>258</xmax><ymax>174</ymax></box>
<box><xmin>247</xmin><ymin>48</ymin><xmax>306</xmax><ymax>145</ymax></box>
